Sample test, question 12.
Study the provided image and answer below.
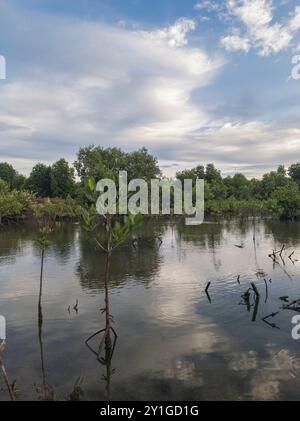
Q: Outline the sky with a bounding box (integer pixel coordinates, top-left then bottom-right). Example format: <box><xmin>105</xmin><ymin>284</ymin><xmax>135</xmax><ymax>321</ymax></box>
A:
<box><xmin>0</xmin><ymin>0</ymin><xmax>300</xmax><ymax>178</ymax></box>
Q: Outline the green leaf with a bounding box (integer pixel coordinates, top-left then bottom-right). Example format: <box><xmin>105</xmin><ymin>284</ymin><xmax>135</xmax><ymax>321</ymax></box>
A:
<box><xmin>88</xmin><ymin>177</ymin><xmax>96</xmax><ymax>192</ymax></box>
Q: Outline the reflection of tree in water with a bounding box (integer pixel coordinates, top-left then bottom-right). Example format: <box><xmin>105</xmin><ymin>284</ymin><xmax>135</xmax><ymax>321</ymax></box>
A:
<box><xmin>31</xmin><ymin>222</ymin><xmax>77</xmax><ymax>264</ymax></box>
<box><xmin>77</xmin><ymin>221</ymin><xmax>166</xmax><ymax>291</ymax></box>
<box><xmin>265</xmin><ymin>220</ymin><xmax>300</xmax><ymax>247</ymax></box>
<box><xmin>0</xmin><ymin>224</ymin><xmax>37</xmax><ymax>265</ymax></box>
<box><xmin>176</xmin><ymin>220</ymin><xmax>224</xmax><ymax>249</ymax></box>
<box><xmin>0</xmin><ymin>222</ymin><xmax>78</xmax><ymax>267</ymax></box>
<box><xmin>46</xmin><ymin>222</ymin><xmax>77</xmax><ymax>263</ymax></box>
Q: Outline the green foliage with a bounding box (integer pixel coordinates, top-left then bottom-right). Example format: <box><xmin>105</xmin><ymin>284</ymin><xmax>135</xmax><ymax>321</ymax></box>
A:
<box><xmin>289</xmin><ymin>163</ymin><xmax>300</xmax><ymax>187</ymax></box>
<box><xmin>74</xmin><ymin>145</ymin><xmax>160</xmax><ymax>182</ymax></box>
<box><xmin>0</xmin><ymin>191</ymin><xmax>23</xmax><ymax>219</ymax></box>
<box><xmin>224</xmin><ymin>174</ymin><xmax>251</xmax><ymax>200</ymax></box>
<box><xmin>27</xmin><ymin>163</ymin><xmax>52</xmax><ymax>197</ymax></box>
<box><xmin>126</xmin><ymin>147</ymin><xmax>161</xmax><ymax>181</ymax></box>
<box><xmin>0</xmin><ymin>190</ymin><xmax>35</xmax><ymax>221</ymax></box>
<box><xmin>51</xmin><ymin>159</ymin><xmax>76</xmax><ymax>198</ymax></box>
<box><xmin>176</xmin><ymin>166</ymin><xmax>205</xmax><ymax>183</ymax></box>
<box><xmin>0</xmin><ymin>162</ymin><xmax>17</xmax><ymax>186</ymax></box>
<box><xmin>112</xmin><ymin>213</ymin><xmax>143</xmax><ymax>246</ymax></box>
<box><xmin>3</xmin><ymin>153</ymin><xmax>300</xmax><ymax>222</ymax></box>
<box><xmin>272</xmin><ymin>183</ymin><xmax>300</xmax><ymax>219</ymax></box>
<box><xmin>81</xmin><ymin>177</ymin><xmax>143</xmax><ymax>251</ymax></box>
<box><xmin>0</xmin><ymin>179</ymin><xmax>9</xmax><ymax>193</ymax></box>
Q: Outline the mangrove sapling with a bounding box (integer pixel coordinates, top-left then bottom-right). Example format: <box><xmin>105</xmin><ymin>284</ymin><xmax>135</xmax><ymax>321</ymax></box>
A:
<box><xmin>33</xmin><ymin>215</ymin><xmax>56</xmax><ymax>400</ymax></box>
<box><xmin>83</xmin><ymin>176</ymin><xmax>142</xmax><ymax>361</ymax></box>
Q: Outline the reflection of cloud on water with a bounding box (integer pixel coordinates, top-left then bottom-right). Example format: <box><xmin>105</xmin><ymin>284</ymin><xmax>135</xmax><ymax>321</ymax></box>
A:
<box><xmin>229</xmin><ymin>351</ymin><xmax>258</xmax><ymax>371</ymax></box>
<box><xmin>228</xmin><ymin>345</ymin><xmax>300</xmax><ymax>400</ymax></box>
<box><xmin>150</xmin><ymin>262</ymin><xmax>200</xmax><ymax>324</ymax></box>
<box><xmin>114</xmin><ymin>335</ymin><xmax>300</xmax><ymax>400</ymax></box>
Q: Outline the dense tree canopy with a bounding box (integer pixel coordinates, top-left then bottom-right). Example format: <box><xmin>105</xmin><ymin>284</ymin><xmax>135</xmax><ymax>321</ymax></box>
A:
<box><xmin>289</xmin><ymin>163</ymin><xmax>300</xmax><ymax>187</ymax></box>
<box><xmin>2</xmin><ymin>147</ymin><xmax>300</xmax><ymax>220</ymax></box>
<box><xmin>51</xmin><ymin>159</ymin><xmax>76</xmax><ymax>198</ymax></box>
<box><xmin>74</xmin><ymin>145</ymin><xmax>160</xmax><ymax>182</ymax></box>
<box><xmin>26</xmin><ymin>163</ymin><xmax>52</xmax><ymax>197</ymax></box>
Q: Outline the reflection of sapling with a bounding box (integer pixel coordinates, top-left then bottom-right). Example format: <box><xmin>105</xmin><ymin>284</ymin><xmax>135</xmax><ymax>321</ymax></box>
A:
<box><xmin>292</xmin><ymin>55</ymin><xmax>300</xmax><ymax>80</ymax></box>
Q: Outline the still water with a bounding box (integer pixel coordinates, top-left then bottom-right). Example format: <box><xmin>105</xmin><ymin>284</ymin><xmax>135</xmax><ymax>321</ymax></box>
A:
<box><xmin>1</xmin><ymin>219</ymin><xmax>300</xmax><ymax>401</ymax></box>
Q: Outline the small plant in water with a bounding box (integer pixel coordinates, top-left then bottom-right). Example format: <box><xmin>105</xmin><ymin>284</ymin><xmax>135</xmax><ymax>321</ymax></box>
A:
<box><xmin>82</xmin><ymin>175</ymin><xmax>142</xmax><ymax>370</ymax></box>
<box><xmin>32</xmin><ymin>207</ymin><xmax>56</xmax><ymax>399</ymax></box>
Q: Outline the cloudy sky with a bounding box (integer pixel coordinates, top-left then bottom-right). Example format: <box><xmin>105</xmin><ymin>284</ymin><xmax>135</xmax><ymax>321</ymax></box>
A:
<box><xmin>0</xmin><ymin>0</ymin><xmax>300</xmax><ymax>177</ymax></box>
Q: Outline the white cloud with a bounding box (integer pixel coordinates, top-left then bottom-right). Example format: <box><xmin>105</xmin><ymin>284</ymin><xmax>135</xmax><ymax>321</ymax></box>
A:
<box><xmin>221</xmin><ymin>0</ymin><xmax>296</xmax><ymax>56</ymax></box>
<box><xmin>221</xmin><ymin>34</ymin><xmax>251</xmax><ymax>52</ymax></box>
<box><xmin>290</xmin><ymin>6</ymin><xmax>300</xmax><ymax>32</ymax></box>
<box><xmin>194</xmin><ymin>1</ymin><xmax>219</xmax><ymax>12</ymax></box>
<box><xmin>0</xmin><ymin>3</ymin><xmax>223</xmax><ymax>174</ymax></box>
<box><xmin>143</xmin><ymin>18</ymin><xmax>196</xmax><ymax>48</ymax></box>
<box><xmin>1</xmin><ymin>1</ymin><xmax>300</xmax><ymax>177</ymax></box>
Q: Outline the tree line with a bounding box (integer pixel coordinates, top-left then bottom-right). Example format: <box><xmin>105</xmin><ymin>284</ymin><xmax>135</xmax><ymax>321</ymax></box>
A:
<box><xmin>1</xmin><ymin>145</ymin><xmax>300</xmax><ymax>220</ymax></box>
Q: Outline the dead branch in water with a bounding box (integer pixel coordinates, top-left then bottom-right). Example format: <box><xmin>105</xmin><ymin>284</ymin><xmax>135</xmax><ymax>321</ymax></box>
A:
<box><xmin>252</xmin><ymin>296</ymin><xmax>260</xmax><ymax>322</ymax></box>
<box><xmin>264</xmin><ymin>279</ymin><xmax>269</xmax><ymax>303</ymax></box>
<box><xmin>250</xmin><ymin>283</ymin><xmax>260</xmax><ymax>298</ymax></box>
<box><xmin>205</xmin><ymin>282</ymin><xmax>211</xmax><ymax>303</ymax></box>
<box><xmin>205</xmin><ymin>282</ymin><xmax>211</xmax><ymax>293</ymax></box>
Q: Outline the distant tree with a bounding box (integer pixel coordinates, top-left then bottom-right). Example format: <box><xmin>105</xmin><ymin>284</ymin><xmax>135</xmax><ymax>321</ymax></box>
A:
<box><xmin>210</xmin><ymin>179</ymin><xmax>227</xmax><ymax>200</ymax></box>
<box><xmin>272</xmin><ymin>182</ymin><xmax>300</xmax><ymax>219</ymax></box>
<box><xmin>277</xmin><ymin>165</ymin><xmax>286</xmax><ymax>176</ymax></box>
<box><xmin>12</xmin><ymin>174</ymin><xmax>27</xmax><ymax>190</ymax></box>
<box><xmin>74</xmin><ymin>145</ymin><xmax>126</xmax><ymax>181</ymax></box>
<box><xmin>176</xmin><ymin>165</ymin><xmax>205</xmax><ymax>183</ymax></box>
<box><xmin>27</xmin><ymin>164</ymin><xmax>52</xmax><ymax>197</ymax></box>
<box><xmin>224</xmin><ymin>174</ymin><xmax>251</xmax><ymax>200</ymax></box>
<box><xmin>255</xmin><ymin>169</ymin><xmax>289</xmax><ymax>199</ymax></box>
<box><xmin>0</xmin><ymin>162</ymin><xmax>17</xmax><ymax>187</ymax></box>
<box><xmin>289</xmin><ymin>163</ymin><xmax>300</xmax><ymax>187</ymax></box>
<box><xmin>0</xmin><ymin>179</ymin><xmax>9</xmax><ymax>192</ymax></box>
<box><xmin>205</xmin><ymin>164</ymin><xmax>222</xmax><ymax>184</ymax></box>
<box><xmin>126</xmin><ymin>147</ymin><xmax>161</xmax><ymax>181</ymax></box>
<box><xmin>74</xmin><ymin>145</ymin><xmax>160</xmax><ymax>182</ymax></box>
<box><xmin>51</xmin><ymin>159</ymin><xmax>76</xmax><ymax>198</ymax></box>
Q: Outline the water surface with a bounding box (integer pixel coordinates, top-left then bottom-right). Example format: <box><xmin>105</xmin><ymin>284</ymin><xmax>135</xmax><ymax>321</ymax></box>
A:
<box><xmin>1</xmin><ymin>219</ymin><xmax>300</xmax><ymax>400</ymax></box>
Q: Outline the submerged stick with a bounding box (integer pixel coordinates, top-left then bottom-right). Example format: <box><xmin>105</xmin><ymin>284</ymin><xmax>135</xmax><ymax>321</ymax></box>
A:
<box><xmin>251</xmin><ymin>282</ymin><xmax>260</xmax><ymax>298</ymax></box>
<box><xmin>205</xmin><ymin>282</ymin><xmax>211</xmax><ymax>293</ymax></box>
<box><xmin>264</xmin><ymin>279</ymin><xmax>268</xmax><ymax>303</ymax></box>
<box><xmin>205</xmin><ymin>282</ymin><xmax>211</xmax><ymax>303</ymax></box>
<box><xmin>289</xmin><ymin>251</ymin><xmax>295</xmax><ymax>260</ymax></box>
<box><xmin>252</xmin><ymin>296</ymin><xmax>260</xmax><ymax>322</ymax></box>
<box><xmin>279</xmin><ymin>245</ymin><xmax>285</xmax><ymax>256</ymax></box>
